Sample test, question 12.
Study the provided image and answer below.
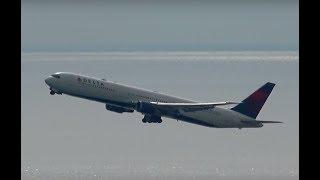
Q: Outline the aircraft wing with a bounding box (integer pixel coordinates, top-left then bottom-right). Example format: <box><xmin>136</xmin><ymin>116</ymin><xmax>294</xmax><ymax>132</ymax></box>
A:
<box><xmin>149</xmin><ymin>101</ymin><xmax>240</xmax><ymax>112</ymax></box>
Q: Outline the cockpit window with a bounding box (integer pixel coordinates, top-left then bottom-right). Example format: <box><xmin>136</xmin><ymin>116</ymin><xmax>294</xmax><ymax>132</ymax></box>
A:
<box><xmin>52</xmin><ymin>74</ymin><xmax>60</xmax><ymax>79</ymax></box>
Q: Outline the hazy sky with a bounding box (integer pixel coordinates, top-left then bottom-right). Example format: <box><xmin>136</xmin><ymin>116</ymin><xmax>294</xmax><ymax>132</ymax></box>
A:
<box><xmin>21</xmin><ymin>52</ymin><xmax>298</xmax><ymax>178</ymax></box>
<box><xmin>21</xmin><ymin>1</ymin><xmax>298</xmax><ymax>179</ymax></box>
<box><xmin>22</xmin><ymin>1</ymin><xmax>298</xmax><ymax>52</ymax></box>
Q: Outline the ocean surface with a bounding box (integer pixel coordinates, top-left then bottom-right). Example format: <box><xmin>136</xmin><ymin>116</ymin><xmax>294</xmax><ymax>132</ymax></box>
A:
<box><xmin>21</xmin><ymin>51</ymin><xmax>298</xmax><ymax>180</ymax></box>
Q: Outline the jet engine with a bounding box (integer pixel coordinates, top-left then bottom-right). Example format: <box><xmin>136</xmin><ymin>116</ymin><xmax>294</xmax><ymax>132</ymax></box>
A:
<box><xmin>105</xmin><ymin>104</ymin><xmax>134</xmax><ymax>113</ymax></box>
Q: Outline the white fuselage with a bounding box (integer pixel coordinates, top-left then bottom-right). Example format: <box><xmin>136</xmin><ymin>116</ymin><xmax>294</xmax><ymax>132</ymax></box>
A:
<box><xmin>45</xmin><ymin>72</ymin><xmax>261</xmax><ymax>128</ymax></box>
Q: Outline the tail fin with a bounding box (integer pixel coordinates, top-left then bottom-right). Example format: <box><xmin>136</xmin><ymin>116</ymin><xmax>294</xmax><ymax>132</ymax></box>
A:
<box><xmin>231</xmin><ymin>82</ymin><xmax>275</xmax><ymax>119</ymax></box>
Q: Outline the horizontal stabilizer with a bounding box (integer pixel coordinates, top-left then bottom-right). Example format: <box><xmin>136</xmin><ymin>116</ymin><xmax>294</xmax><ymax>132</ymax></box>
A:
<box><xmin>256</xmin><ymin>120</ymin><xmax>283</xmax><ymax>123</ymax></box>
<box><xmin>151</xmin><ymin>101</ymin><xmax>240</xmax><ymax>106</ymax></box>
<box><xmin>241</xmin><ymin>120</ymin><xmax>282</xmax><ymax>124</ymax></box>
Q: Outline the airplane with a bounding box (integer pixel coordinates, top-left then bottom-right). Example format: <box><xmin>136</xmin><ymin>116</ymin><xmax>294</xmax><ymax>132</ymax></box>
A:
<box><xmin>44</xmin><ymin>72</ymin><xmax>282</xmax><ymax>129</ymax></box>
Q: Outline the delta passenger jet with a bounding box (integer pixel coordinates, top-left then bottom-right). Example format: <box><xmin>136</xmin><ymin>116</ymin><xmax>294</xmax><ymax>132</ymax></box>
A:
<box><xmin>45</xmin><ymin>72</ymin><xmax>281</xmax><ymax>128</ymax></box>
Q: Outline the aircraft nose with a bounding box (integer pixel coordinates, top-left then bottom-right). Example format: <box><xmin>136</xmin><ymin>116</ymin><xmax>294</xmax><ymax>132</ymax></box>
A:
<box><xmin>45</xmin><ymin>76</ymin><xmax>55</xmax><ymax>86</ymax></box>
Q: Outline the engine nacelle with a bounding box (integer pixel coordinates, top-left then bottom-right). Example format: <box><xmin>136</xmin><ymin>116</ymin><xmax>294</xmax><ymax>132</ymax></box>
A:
<box><xmin>136</xmin><ymin>101</ymin><xmax>156</xmax><ymax>114</ymax></box>
<box><xmin>105</xmin><ymin>104</ymin><xmax>134</xmax><ymax>113</ymax></box>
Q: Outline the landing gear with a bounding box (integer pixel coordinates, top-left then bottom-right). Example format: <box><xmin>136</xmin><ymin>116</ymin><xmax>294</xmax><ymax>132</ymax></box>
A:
<box><xmin>142</xmin><ymin>114</ymin><xmax>162</xmax><ymax>123</ymax></box>
<box><xmin>49</xmin><ymin>87</ymin><xmax>62</xmax><ymax>95</ymax></box>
